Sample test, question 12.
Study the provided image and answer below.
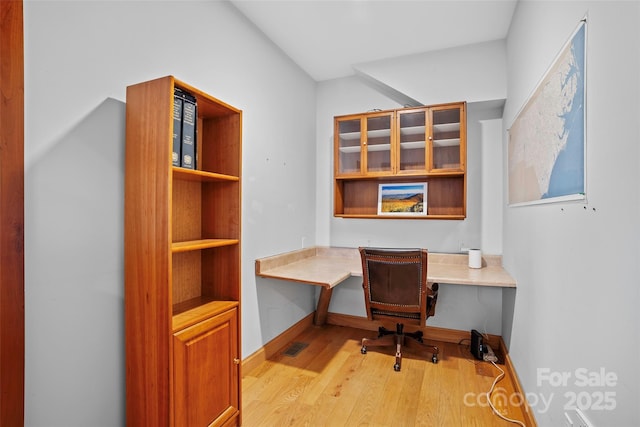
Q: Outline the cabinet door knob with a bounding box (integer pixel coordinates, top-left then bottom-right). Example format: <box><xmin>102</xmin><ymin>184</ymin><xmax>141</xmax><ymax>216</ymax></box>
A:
<box><xmin>233</xmin><ymin>358</ymin><xmax>240</xmax><ymax>365</ymax></box>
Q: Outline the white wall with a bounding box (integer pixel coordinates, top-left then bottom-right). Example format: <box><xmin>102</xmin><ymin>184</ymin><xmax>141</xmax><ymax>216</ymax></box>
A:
<box><xmin>24</xmin><ymin>1</ymin><xmax>316</xmax><ymax>425</ymax></box>
<box><xmin>503</xmin><ymin>2</ymin><xmax>640</xmax><ymax>426</ymax></box>
<box><xmin>353</xmin><ymin>39</ymin><xmax>508</xmax><ymax>106</ymax></box>
<box><xmin>480</xmin><ymin>118</ymin><xmax>504</xmax><ymax>254</ymax></box>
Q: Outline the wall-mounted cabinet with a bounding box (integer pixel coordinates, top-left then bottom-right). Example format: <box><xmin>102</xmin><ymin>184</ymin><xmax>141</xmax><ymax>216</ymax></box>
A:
<box><xmin>337</xmin><ymin>111</ymin><xmax>394</xmax><ymax>175</ymax></box>
<box><xmin>125</xmin><ymin>76</ymin><xmax>242</xmax><ymax>426</ymax></box>
<box><xmin>334</xmin><ymin>102</ymin><xmax>466</xmax><ymax>219</ymax></box>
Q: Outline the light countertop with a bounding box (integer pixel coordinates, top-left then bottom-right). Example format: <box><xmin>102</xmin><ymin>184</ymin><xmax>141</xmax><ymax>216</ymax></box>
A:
<box><xmin>255</xmin><ymin>246</ymin><xmax>516</xmax><ymax>288</ymax></box>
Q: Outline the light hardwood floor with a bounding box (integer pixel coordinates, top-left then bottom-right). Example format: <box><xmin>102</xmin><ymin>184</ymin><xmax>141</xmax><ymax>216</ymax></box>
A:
<box><xmin>242</xmin><ymin>324</ymin><xmax>530</xmax><ymax>426</ymax></box>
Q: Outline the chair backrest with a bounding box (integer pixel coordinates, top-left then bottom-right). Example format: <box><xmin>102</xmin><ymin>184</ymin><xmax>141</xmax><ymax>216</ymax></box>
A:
<box><xmin>359</xmin><ymin>247</ymin><xmax>434</xmax><ymax>326</ymax></box>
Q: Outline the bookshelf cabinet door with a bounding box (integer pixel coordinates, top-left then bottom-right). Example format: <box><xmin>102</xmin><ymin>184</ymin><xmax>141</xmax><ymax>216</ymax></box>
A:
<box><xmin>173</xmin><ymin>308</ymin><xmax>239</xmax><ymax>427</ymax></box>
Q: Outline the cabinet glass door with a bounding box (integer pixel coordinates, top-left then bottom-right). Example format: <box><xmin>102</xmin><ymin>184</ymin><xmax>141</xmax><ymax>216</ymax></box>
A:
<box><xmin>365</xmin><ymin>114</ymin><xmax>392</xmax><ymax>174</ymax></box>
<box><xmin>336</xmin><ymin>118</ymin><xmax>362</xmax><ymax>175</ymax></box>
<box><xmin>398</xmin><ymin>110</ymin><xmax>427</xmax><ymax>172</ymax></box>
<box><xmin>430</xmin><ymin>106</ymin><xmax>463</xmax><ymax>171</ymax></box>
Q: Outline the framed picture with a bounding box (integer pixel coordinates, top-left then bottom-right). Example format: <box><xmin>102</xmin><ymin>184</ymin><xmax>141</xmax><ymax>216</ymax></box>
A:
<box><xmin>377</xmin><ymin>182</ymin><xmax>428</xmax><ymax>216</ymax></box>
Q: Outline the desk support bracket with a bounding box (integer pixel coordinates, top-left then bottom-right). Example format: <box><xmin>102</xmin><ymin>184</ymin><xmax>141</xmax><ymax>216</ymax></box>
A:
<box><xmin>314</xmin><ymin>287</ymin><xmax>333</xmax><ymax>326</ymax></box>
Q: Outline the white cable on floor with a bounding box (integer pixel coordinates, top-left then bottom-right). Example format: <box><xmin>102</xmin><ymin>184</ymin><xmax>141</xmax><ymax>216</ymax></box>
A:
<box><xmin>487</xmin><ymin>360</ymin><xmax>526</xmax><ymax>427</ymax></box>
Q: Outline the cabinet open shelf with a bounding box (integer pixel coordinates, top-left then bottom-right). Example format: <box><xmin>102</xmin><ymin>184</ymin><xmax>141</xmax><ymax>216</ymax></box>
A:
<box><xmin>334</xmin><ymin>174</ymin><xmax>465</xmax><ymax>219</ymax></box>
<box><xmin>334</xmin><ymin>213</ymin><xmax>467</xmax><ymax>220</ymax></box>
<box><xmin>172</xmin><ymin>244</ymin><xmax>240</xmax><ymax>306</ymax></box>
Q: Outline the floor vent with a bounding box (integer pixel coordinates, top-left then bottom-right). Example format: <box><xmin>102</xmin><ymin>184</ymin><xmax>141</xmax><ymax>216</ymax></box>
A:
<box><xmin>283</xmin><ymin>341</ymin><xmax>309</xmax><ymax>357</ymax></box>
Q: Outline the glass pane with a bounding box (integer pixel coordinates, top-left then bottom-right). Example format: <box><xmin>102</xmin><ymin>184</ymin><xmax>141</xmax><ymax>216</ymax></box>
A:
<box><xmin>399</xmin><ymin>111</ymin><xmax>426</xmax><ymax>171</ymax></box>
<box><xmin>432</xmin><ymin>108</ymin><xmax>461</xmax><ymax>170</ymax></box>
<box><xmin>366</xmin><ymin>115</ymin><xmax>391</xmax><ymax>173</ymax></box>
<box><xmin>337</xmin><ymin>119</ymin><xmax>361</xmax><ymax>174</ymax></box>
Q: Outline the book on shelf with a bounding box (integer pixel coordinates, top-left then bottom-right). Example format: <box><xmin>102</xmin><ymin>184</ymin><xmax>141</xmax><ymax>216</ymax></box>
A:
<box><xmin>180</xmin><ymin>90</ymin><xmax>197</xmax><ymax>169</ymax></box>
<box><xmin>172</xmin><ymin>89</ymin><xmax>183</xmax><ymax>167</ymax></box>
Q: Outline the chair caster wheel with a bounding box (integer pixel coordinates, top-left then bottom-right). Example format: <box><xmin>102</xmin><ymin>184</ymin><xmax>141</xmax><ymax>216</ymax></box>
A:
<box><xmin>432</xmin><ymin>355</ymin><xmax>438</xmax><ymax>364</ymax></box>
<box><xmin>394</xmin><ymin>363</ymin><xmax>401</xmax><ymax>371</ymax></box>
<box><xmin>361</xmin><ymin>346</ymin><xmax>367</xmax><ymax>354</ymax></box>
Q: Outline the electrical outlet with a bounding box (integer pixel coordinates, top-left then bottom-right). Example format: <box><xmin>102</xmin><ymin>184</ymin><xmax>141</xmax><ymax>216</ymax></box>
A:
<box><xmin>483</xmin><ymin>345</ymin><xmax>498</xmax><ymax>362</ymax></box>
<box><xmin>564</xmin><ymin>409</ymin><xmax>595</xmax><ymax>427</ymax></box>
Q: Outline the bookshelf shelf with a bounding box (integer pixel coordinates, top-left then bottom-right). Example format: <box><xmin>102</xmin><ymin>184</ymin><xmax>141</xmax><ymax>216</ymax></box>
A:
<box><xmin>172</xmin><ymin>299</ymin><xmax>239</xmax><ymax>331</ymax></box>
<box><xmin>173</xmin><ymin>167</ymin><xmax>240</xmax><ymax>182</ymax></box>
<box><xmin>433</xmin><ymin>137</ymin><xmax>461</xmax><ymax>148</ymax></box>
<box><xmin>172</xmin><ymin>238</ymin><xmax>239</xmax><ymax>253</ymax></box>
<box><xmin>125</xmin><ymin>76</ymin><xmax>242</xmax><ymax>427</ymax></box>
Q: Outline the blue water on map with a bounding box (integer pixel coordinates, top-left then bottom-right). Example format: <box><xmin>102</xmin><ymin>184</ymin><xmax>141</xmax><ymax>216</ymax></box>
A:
<box><xmin>543</xmin><ymin>25</ymin><xmax>585</xmax><ymax>199</ymax></box>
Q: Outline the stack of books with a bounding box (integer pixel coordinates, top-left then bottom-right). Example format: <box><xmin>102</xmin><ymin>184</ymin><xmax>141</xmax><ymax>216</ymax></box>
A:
<box><xmin>173</xmin><ymin>88</ymin><xmax>197</xmax><ymax>169</ymax></box>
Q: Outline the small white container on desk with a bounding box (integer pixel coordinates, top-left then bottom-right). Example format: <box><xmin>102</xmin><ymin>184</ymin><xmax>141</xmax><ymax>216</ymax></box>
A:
<box><xmin>468</xmin><ymin>249</ymin><xmax>482</xmax><ymax>269</ymax></box>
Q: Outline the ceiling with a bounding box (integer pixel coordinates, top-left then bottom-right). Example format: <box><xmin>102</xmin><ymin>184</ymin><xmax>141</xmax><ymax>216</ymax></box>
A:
<box><xmin>229</xmin><ymin>0</ymin><xmax>518</xmax><ymax>82</ymax></box>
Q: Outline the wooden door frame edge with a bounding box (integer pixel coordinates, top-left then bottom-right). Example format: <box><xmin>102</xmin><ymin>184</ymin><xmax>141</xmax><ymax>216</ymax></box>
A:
<box><xmin>0</xmin><ymin>1</ymin><xmax>25</xmax><ymax>426</ymax></box>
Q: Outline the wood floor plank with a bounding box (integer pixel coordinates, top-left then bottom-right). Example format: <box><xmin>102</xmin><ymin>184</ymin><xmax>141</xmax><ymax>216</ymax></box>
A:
<box><xmin>242</xmin><ymin>324</ymin><xmax>531</xmax><ymax>426</ymax></box>
<box><xmin>318</xmin><ymin>352</ymin><xmax>367</xmax><ymax>421</ymax></box>
<box><xmin>298</xmin><ymin>348</ymin><xmax>352</xmax><ymax>406</ymax></box>
<box><xmin>343</xmin><ymin>351</ymin><xmax>393</xmax><ymax>425</ymax></box>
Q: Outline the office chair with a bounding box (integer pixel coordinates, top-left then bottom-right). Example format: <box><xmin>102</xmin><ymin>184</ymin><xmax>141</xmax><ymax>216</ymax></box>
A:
<box><xmin>359</xmin><ymin>247</ymin><xmax>439</xmax><ymax>371</ymax></box>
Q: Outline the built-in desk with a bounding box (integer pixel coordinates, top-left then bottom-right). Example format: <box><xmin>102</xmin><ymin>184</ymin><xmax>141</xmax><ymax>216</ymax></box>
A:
<box><xmin>255</xmin><ymin>246</ymin><xmax>516</xmax><ymax>325</ymax></box>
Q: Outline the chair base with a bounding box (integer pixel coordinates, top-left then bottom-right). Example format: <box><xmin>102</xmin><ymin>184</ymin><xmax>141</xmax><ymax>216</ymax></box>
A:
<box><xmin>361</xmin><ymin>323</ymin><xmax>439</xmax><ymax>371</ymax></box>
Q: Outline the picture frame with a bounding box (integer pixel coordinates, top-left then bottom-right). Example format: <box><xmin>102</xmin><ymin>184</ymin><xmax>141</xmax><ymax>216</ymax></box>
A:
<box><xmin>377</xmin><ymin>182</ymin><xmax>428</xmax><ymax>216</ymax></box>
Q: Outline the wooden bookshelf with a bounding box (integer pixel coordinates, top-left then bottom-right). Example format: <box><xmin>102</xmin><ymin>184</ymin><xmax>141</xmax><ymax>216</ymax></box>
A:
<box><xmin>125</xmin><ymin>76</ymin><xmax>242</xmax><ymax>426</ymax></box>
